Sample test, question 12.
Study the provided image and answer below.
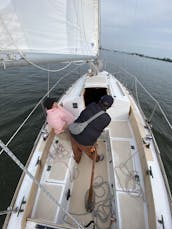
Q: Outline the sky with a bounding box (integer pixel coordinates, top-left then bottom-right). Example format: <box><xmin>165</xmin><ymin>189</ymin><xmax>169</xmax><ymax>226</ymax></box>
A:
<box><xmin>101</xmin><ymin>0</ymin><xmax>172</xmax><ymax>58</ymax></box>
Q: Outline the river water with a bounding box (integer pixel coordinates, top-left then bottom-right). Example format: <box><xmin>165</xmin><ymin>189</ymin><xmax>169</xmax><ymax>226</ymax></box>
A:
<box><xmin>0</xmin><ymin>51</ymin><xmax>171</xmax><ymax>227</ymax></box>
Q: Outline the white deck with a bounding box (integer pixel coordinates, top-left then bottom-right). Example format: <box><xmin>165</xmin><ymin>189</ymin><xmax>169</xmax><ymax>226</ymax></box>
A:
<box><xmin>28</xmin><ymin>72</ymin><xmax>148</xmax><ymax>229</ymax></box>
<box><xmin>5</xmin><ymin>71</ymin><xmax>172</xmax><ymax>229</ymax></box>
<box><xmin>28</xmin><ymin>94</ymin><xmax>148</xmax><ymax>229</ymax></box>
<box><xmin>109</xmin><ymin>121</ymin><xmax>147</xmax><ymax>229</ymax></box>
<box><xmin>28</xmin><ymin>120</ymin><xmax>148</xmax><ymax>229</ymax></box>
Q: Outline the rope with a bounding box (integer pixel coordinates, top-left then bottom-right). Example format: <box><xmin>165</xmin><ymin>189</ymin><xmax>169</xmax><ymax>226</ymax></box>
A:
<box><xmin>16</xmin><ymin>56</ymin><xmax>73</xmax><ymax>72</ymax></box>
<box><xmin>50</xmin><ymin>141</ymin><xmax>79</xmax><ymax>182</ymax></box>
<box><xmin>0</xmin><ymin>140</ymin><xmax>84</xmax><ymax>229</ymax></box>
<box><xmin>93</xmin><ymin>177</ymin><xmax>113</xmax><ymax>229</ymax></box>
<box><xmin>0</xmin><ymin>207</ymin><xmax>13</xmax><ymax>216</ymax></box>
<box><xmin>0</xmin><ymin>64</ymin><xmax>82</xmax><ymax>156</ymax></box>
<box><xmin>0</xmin><ymin>15</ymin><xmax>89</xmax><ymax>72</ymax></box>
<box><xmin>114</xmin><ymin>151</ymin><xmax>144</xmax><ymax>199</ymax></box>
<box><xmin>63</xmin><ymin>176</ymin><xmax>114</xmax><ymax>229</ymax></box>
<box><xmin>148</xmin><ymin>103</ymin><xmax>157</xmax><ymax>122</ymax></box>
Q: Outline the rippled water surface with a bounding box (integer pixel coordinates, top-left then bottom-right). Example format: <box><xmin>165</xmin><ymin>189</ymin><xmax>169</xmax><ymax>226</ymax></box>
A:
<box><xmin>0</xmin><ymin>51</ymin><xmax>171</xmax><ymax>227</ymax></box>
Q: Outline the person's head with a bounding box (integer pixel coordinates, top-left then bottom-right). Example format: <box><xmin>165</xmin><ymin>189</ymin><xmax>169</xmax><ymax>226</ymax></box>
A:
<box><xmin>99</xmin><ymin>95</ymin><xmax>114</xmax><ymax>110</ymax></box>
<box><xmin>43</xmin><ymin>97</ymin><xmax>57</xmax><ymax>110</ymax></box>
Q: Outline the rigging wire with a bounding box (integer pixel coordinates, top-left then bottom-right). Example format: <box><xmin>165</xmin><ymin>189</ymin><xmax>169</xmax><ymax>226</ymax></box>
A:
<box><xmin>134</xmin><ymin>76</ymin><xmax>142</xmax><ymax>112</ymax></box>
<box><xmin>105</xmin><ymin>57</ymin><xmax>172</xmax><ymax>131</ymax></box>
<box><xmin>0</xmin><ymin>15</ymin><xmax>88</xmax><ymax>72</ymax></box>
<box><xmin>0</xmin><ymin>140</ymin><xmax>84</xmax><ymax>229</ymax></box>
<box><xmin>47</xmin><ymin>64</ymin><xmax>50</xmax><ymax>97</ymax></box>
<box><xmin>0</xmin><ymin>0</ymin><xmax>97</xmax><ymax>71</ymax></box>
<box><xmin>0</xmin><ymin>64</ymin><xmax>83</xmax><ymax>156</ymax></box>
<box><xmin>118</xmin><ymin>65</ymin><xmax>172</xmax><ymax>130</ymax></box>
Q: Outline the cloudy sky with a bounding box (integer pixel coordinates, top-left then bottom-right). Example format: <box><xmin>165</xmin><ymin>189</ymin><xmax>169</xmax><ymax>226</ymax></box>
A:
<box><xmin>101</xmin><ymin>0</ymin><xmax>172</xmax><ymax>58</ymax></box>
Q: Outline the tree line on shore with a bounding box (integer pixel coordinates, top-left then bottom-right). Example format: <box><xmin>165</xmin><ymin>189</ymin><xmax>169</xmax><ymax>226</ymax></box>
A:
<box><xmin>101</xmin><ymin>47</ymin><xmax>172</xmax><ymax>63</ymax></box>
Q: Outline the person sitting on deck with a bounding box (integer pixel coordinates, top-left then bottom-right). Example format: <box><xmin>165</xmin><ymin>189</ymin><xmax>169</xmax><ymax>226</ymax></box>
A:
<box><xmin>43</xmin><ymin>97</ymin><xmax>75</xmax><ymax>134</ymax></box>
<box><xmin>69</xmin><ymin>95</ymin><xmax>114</xmax><ymax>163</ymax></box>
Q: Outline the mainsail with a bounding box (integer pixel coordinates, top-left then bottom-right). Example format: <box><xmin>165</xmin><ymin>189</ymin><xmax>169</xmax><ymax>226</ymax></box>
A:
<box><xmin>0</xmin><ymin>0</ymin><xmax>99</xmax><ymax>66</ymax></box>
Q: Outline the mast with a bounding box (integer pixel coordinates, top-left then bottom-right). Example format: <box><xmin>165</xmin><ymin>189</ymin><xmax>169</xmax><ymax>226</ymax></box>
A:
<box><xmin>97</xmin><ymin>0</ymin><xmax>101</xmax><ymax>59</ymax></box>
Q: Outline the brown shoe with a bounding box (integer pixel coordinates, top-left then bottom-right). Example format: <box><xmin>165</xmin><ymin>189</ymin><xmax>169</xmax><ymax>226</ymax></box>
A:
<box><xmin>96</xmin><ymin>154</ymin><xmax>104</xmax><ymax>162</ymax></box>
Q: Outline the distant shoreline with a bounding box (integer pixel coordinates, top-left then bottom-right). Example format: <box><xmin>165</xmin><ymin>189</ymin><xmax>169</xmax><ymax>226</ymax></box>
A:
<box><xmin>101</xmin><ymin>48</ymin><xmax>172</xmax><ymax>63</ymax></box>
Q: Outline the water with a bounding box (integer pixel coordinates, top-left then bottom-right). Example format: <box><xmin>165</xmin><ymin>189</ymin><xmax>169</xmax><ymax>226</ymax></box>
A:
<box><xmin>0</xmin><ymin>52</ymin><xmax>171</xmax><ymax>227</ymax></box>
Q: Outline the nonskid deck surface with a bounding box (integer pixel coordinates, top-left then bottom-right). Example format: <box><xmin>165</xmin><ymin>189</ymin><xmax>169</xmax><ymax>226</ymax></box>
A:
<box><xmin>31</xmin><ymin>132</ymin><xmax>73</xmax><ymax>222</ymax></box>
<box><xmin>5</xmin><ymin>73</ymin><xmax>172</xmax><ymax>229</ymax></box>
<box><xmin>65</xmin><ymin>140</ymin><xmax>113</xmax><ymax>229</ymax></box>
<box><xmin>27</xmin><ymin>74</ymin><xmax>148</xmax><ymax>229</ymax></box>
<box><xmin>29</xmin><ymin>73</ymin><xmax>148</xmax><ymax>228</ymax></box>
<box><xmin>31</xmin><ymin>132</ymin><xmax>113</xmax><ymax>229</ymax></box>
<box><xmin>109</xmin><ymin>120</ymin><xmax>147</xmax><ymax>229</ymax></box>
<box><xmin>30</xmin><ymin>121</ymin><xmax>147</xmax><ymax>229</ymax></box>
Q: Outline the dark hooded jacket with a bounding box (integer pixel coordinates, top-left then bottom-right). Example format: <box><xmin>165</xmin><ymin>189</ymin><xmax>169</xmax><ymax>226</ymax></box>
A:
<box><xmin>70</xmin><ymin>102</ymin><xmax>111</xmax><ymax>146</ymax></box>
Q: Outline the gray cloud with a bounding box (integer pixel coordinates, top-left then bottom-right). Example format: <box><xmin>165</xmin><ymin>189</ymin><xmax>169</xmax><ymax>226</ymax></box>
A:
<box><xmin>101</xmin><ymin>0</ymin><xmax>172</xmax><ymax>58</ymax></box>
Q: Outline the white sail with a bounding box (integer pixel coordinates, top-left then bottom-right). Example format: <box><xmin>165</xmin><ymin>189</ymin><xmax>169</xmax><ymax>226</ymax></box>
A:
<box><xmin>0</xmin><ymin>0</ymin><xmax>99</xmax><ymax>65</ymax></box>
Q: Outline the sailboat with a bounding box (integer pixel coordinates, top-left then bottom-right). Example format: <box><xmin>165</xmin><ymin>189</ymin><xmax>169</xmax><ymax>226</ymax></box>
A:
<box><xmin>0</xmin><ymin>1</ymin><xmax>172</xmax><ymax>229</ymax></box>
